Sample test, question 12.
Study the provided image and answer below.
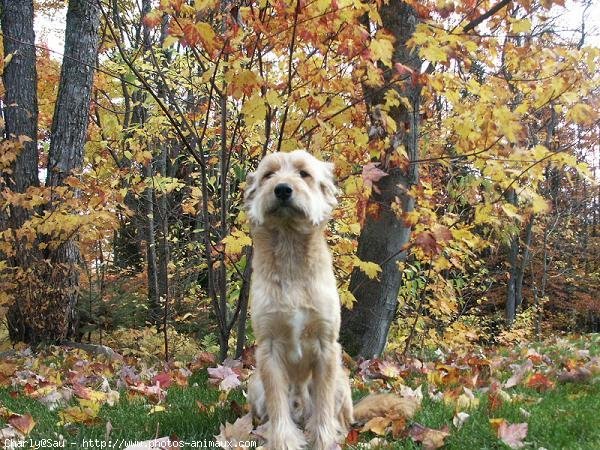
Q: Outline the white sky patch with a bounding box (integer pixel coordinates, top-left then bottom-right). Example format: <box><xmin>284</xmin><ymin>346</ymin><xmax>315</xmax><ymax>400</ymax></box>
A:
<box><xmin>34</xmin><ymin>7</ymin><xmax>67</xmax><ymax>59</ymax></box>
<box><xmin>558</xmin><ymin>0</ymin><xmax>600</xmax><ymax>47</ymax></box>
<box><xmin>33</xmin><ymin>0</ymin><xmax>599</xmax><ymax>62</ymax></box>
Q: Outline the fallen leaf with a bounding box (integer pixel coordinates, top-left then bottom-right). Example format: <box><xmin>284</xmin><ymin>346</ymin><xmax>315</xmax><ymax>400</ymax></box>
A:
<box><xmin>489</xmin><ymin>417</ymin><xmax>506</xmax><ymax>433</ymax></box>
<box><xmin>505</xmin><ymin>359</ymin><xmax>533</xmax><ymax>388</ymax></box>
<box><xmin>408</xmin><ymin>423</ymin><xmax>450</xmax><ymax>450</ymax></box>
<box><xmin>215</xmin><ymin>413</ymin><xmax>254</xmax><ymax>448</ymax></box>
<box><xmin>8</xmin><ymin>414</ymin><xmax>35</xmax><ymax>435</ymax></box>
<box><xmin>189</xmin><ymin>352</ymin><xmax>217</xmax><ymax>371</ymax></box>
<box><xmin>361</xmin><ymin>416</ymin><xmax>391</xmax><ymax>435</ymax></box>
<box><xmin>526</xmin><ymin>373</ymin><xmax>554</xmax><ymax>392</ymax></box>
<box><xmin>557</xmin><ymin>367</ymin><xmax>592</xmax><ymax>383</ymax></box>
<box><xmin>345</xmin><ymin>428</ymin><xmax>360</xmax><ymax>445</ymax></box>
<box><xmin>152</xmin><ymin>372</ymin><xmax>173</xmax><ymax>389</ymax></box>
<box><xmin>390</xmin><ymin>417</ymin><xmax>407</xmax><ymax>437</ymax></box>
<box><xmin>498</xmin><ymin>421</ymin><xmax>528</xmax><ymax>449</ymax></box>
<box><xmin>519</xmin><ymin>407</ymin><xmax>531</xmax><ymax>418</ymax></box>
<box><xmin>208</xmin><ymin>365</ymin><xmax>242</xmax><ymax>391</ymax></box>
<box><xmin>58</xmin><ymin>406</ymin><xmax>100</xmax><ymax>425</ymax></box>
<box><xmin>453</xmin><ymin>412</ymin><xmax>470</xmax><ymax>429</ymax></box>
<box><xmin>0</xmin><ymin>425</ymin><xmax>23</xmax><ymax>441</ymax></box>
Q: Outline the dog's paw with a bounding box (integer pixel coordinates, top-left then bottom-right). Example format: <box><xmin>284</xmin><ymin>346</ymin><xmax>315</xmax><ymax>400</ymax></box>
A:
<box><xmin>268</xmin><ymin>423</ymin><xmax>306</xmax><ymax>450</ymax></box>
<box><xmin>307</xmin><ymin>419</ymin><xmax>339</xmax><ymax>450</ymax></box>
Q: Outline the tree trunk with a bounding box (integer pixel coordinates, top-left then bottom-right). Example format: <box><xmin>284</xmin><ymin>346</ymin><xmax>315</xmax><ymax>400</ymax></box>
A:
<box><xmin>0</xmin><ymin>0</ymin><xmax>39</xmax><ymax>199</ymax></box>
<box><xmin>505</xmin><ymin>190</ymin><xmax>519</xmax><ymax>326</ymax></box>
<box><xmin>235</xmin><ymin>247</ymin><xmax>253</xmax><ymax>358</ymax></box>
<box><xmin>156</xmin><ymin>148</ymin><xmax>170</xmax><ymax>304</ymax></box>
<box><xmin>0</xmin><ymin>0</ymin><xmax>39</xmax><ymax>238</ymax></box>
<box><xmin>515</xmin><ymin>216</ymin><xmax>534</xmax><ymax>309</ymax></box>
<box><xmin>144</xmin><ymin>162</ymin><xmax>161</xmax><ymax>326</ymax></box>
<box><xmin>340</xmin><ymin>0</ymin><xmax>421</xmax><ymax>358</ymax></box>
<box><xmin>9</xmin><ymin>0</ymin><xmax>101</xmax><ymax>344</ymax></box>
<box><xmin>1</xmin><ymin>0</ymin><xmax>41</xmax><ymax>342</ymax></box>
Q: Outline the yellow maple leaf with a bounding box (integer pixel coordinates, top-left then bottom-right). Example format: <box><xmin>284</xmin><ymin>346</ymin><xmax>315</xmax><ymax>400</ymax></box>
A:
<box><xmin>566</xmin><ymin>103</ymin><xmax>595</xmax><ymax>125</ymax></box>
<box><xmin>369</xmin><ymin>35</ymin><xmax>394</xmax><ymax>67</ymax></box>
<box><xmin>531</xmin><ymin>195</ymin><xmax>550</xmax><ymax>214</ymax></box>
<box><xmin>501</xmin><ymin>203</ymin><xmax>522</xmax><ymax>221</ymax></box>
<box><xmin>511</xmin><ymin>19</ymin><xmax>532</xmax><ymax>33</ymax></box>
<box><xmin>222</xmin><ymin>230</ymin><xmax>252</xmax><ymax>256</ymax></box>
<box><xmin>353</xmin><ymin>257</ymin><xmax>382</xmax><ymax>279</ymax></box>
<box><xmin>340</xmin><ymin>290</ymin><xmax>357</xmax><ymax>309</ymax></box>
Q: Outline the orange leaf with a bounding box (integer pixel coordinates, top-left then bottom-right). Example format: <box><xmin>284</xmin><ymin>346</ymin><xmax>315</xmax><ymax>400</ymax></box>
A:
<box><xmin>345</xmin><ymin>428</ymin><xmax>359</xmax><ymax>445</ymax></box>
<box><xmin>526</xmin><ymin>373</ymin><xmax>554</xmax><ymax>392</ymax></box>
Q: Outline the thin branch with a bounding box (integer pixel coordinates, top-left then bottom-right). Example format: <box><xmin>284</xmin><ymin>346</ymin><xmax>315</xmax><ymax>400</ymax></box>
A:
<box><xmin>463</xmin><ymin>0</ymin><xmax>512</xmax><ymax>32</ymax></box>
<box><xmin>276</xmin><ymin>0</ymin><xmax>301</xmax><ymax>153</ymax></box>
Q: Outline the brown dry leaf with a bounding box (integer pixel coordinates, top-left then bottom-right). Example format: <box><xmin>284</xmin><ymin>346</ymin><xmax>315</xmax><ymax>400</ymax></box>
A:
<box><xmin>189</xmin><ymin>352</ymin><xmax>217</xmax><ymax>371</ymax></box>
<box><xmin>498</xmin><ymin>421</ymin><xmax>528</xmax><ymax>449</ymax></box>
<box><xmin>215</xmin><ymin>413</ymin><xmax>254</xmax><ymax>449</ymax></box>
<box><xmin>8</xmin><ymin>414</ymin><xmax>35</xmax><ymax>435</ymax></box>
<box><xmin>361</xmin><ymin>416</ymin><xmax>391</xmax><ymax>436</ymax></box>
<box><xmin>408</xmin><ymin>423</ymin><xmax>450</xmax><ymax>450</ymax></box>
<box><xmin>390</xmin><ymin>417</ymin><xmax>407</xmax><ymax>438</ymax></box>
<box><xmin>196</xmin><ymin>400</ymin><xmax>208</xmax><ymax>412</ymax></box>
<box><xmin>504</xmin><ymin>359</ymin><xmax>533</xmax><ymax>388</ymax></box>
<box><xmin>557</xmin><ymin>367</ymin><xmax>593</xmax><ymax>383</ymax></box>
<box><xmin>0</xmin><ymin>362</ymin><xmax>17</xmax><ymax>386</ymax></box>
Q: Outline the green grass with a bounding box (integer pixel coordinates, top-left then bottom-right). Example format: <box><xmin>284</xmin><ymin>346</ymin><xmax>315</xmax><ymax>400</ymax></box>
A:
<box><xmin>346</xmin><ymin>381</ymin><xmax>600</xmax><ymax>450</ymax></box>
<box><xmin>0</xmin><ymin>372</ymin><xmax>244</xmax><ymax>448</ymax></box>
<box><xmin>1</xmin><ymin>335</ymin><xmax>600</xmax><ymax>449</ymax></box>
<box><xmin>3</xmin><ymin>378</ymin><xmax>599</xmax><ymax>449</ymax></box>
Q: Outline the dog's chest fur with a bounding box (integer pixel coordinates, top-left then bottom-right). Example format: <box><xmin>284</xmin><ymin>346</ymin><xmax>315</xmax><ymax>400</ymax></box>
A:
<box><xmin>250</xmin><ymin>226</ymin><xmax>340</xmax><ymax>365</ymax></box>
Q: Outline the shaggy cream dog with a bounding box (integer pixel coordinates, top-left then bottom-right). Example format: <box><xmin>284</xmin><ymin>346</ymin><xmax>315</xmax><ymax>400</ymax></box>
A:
<box><xmin>244</xmin><ymin>150</ymin><xmax>353</xmax><ymax>450</ymax></box>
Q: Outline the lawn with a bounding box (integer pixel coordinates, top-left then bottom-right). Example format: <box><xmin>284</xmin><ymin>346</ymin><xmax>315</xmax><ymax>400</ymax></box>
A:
<box><xmin>1</xmin><ymin>334</ymin><xmax>599</xmax><ymax>449</ymax></box>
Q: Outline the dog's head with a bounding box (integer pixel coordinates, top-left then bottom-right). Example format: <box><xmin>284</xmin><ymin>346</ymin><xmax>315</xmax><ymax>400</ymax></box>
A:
<box><xmin>244</xmin><ymin>150</ymin><xmax>337</xmax><ymax>227</ymax></box>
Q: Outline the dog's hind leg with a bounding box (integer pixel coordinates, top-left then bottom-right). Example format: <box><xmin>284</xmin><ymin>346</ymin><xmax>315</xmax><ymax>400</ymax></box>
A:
<box><xmin>257</xmin><ymin>343</ymin><xmax>306</xmax><ymax>450</ymax></box>
<box><xmin>307</xmin><ymin>341</ymin><xmax>341</xmax><ymax>450</ymax></box>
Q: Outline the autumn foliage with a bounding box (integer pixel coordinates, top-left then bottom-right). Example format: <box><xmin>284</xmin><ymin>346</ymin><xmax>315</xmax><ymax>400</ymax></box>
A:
<box><xmin>0</xmin><ymin>0</ymin><xmax>598</xmax><ymax>360</ymax></box>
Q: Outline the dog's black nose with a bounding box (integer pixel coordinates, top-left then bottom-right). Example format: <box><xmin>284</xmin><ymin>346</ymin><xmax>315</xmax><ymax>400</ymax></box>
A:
<box><xmin>274</xmin><ymin>183</ymin><xmax>293</xmax><ymax>201</ymax></box>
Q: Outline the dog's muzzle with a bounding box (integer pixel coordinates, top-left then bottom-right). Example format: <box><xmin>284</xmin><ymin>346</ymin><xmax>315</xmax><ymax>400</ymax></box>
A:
<box><xmin>274</xmin><ymin>183</ymin><xmax>293</xmax><ymax>203</ymax></box>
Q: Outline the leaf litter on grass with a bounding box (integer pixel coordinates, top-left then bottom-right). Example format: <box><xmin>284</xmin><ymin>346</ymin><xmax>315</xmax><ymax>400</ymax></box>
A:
<box><xmin>0</xmin><ymin>334</ymin><xmax>599</xmax><ymax>448</ymax></box>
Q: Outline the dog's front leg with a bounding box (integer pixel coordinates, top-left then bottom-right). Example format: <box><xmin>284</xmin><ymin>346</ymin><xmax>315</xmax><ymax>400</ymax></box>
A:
<box><xmin>307</xmin><ymin>341</ymin><xmax>340</xmax><ymax>450</ymax></box>
<box><xmin>257</xmin><ymin>342</ymin><xmax>306</xmax><ymax>450</ymax></box>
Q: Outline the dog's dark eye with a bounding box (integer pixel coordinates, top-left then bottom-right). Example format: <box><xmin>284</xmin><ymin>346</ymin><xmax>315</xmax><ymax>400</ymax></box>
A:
<box><xmin>299</xmin><ymin>170</ymin><xmax>311</xmax><ymax>178</ymax></box>
<box><xmin>263</xmin><ymin>171</ymin><xmax>274</xmax><ymax>181</ymax></box>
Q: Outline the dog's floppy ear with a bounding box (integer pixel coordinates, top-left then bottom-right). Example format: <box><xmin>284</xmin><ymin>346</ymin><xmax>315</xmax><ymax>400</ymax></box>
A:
<box><xmin>244</xmin><ymin>171</ymin><xmax>257</xmax><ymax>205</ymax></box>
<box><xmin>320</xmin><ymin>161</ymin><xmax>338</xmax><ymax>208</ymax></box>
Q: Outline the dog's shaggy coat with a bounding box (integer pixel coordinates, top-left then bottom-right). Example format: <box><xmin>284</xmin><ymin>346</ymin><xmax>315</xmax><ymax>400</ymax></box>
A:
<box><xmin>245</xmin><ymin>150</ymin><xmax>353</xmax><ymax>450</ymax></box>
